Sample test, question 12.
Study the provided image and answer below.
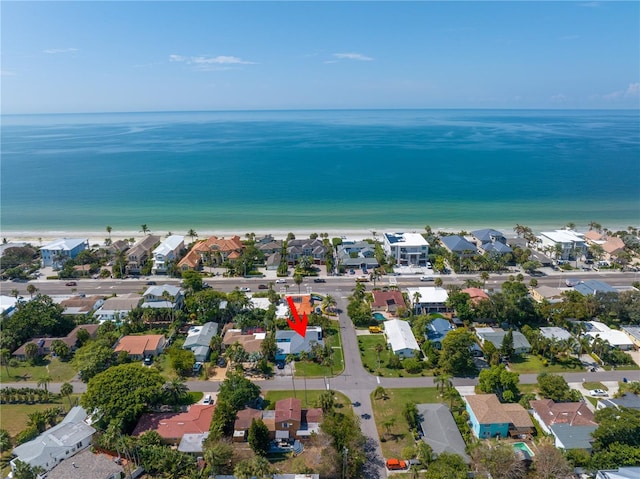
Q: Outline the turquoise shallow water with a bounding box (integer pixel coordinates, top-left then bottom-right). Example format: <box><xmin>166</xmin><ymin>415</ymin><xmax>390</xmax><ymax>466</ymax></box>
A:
<box><xmin>1</xmin><ymin>109</ymin><xmax>638</xmax><ymax>233</ymax></box>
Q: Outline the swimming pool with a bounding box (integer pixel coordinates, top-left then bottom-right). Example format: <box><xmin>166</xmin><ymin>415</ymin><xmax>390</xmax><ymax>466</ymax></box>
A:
<box><xmin>372</xmin><ymin>313</ymin><xmax>386</xmax><ymax>321</ymax></box>
<box><xmin>512</xmin><ymin>442</ymin><xmax>535</xmax><ymax>458</ymax></box>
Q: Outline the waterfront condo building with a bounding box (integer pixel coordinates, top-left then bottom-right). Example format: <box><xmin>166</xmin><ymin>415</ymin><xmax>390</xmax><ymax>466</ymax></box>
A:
<box><xmin>40</xmin><ymin>238</ymin><xmax>89</xmax><ymax>268</ymax></box>
<box><xmin>382</xmin><ymin>232</ymin><xmax>429</xmax><ymax>266</ymax></box>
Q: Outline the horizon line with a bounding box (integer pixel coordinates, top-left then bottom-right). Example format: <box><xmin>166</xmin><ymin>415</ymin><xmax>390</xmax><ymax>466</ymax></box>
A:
<box><xmin>3</xmin><ymin>107</ymin><xmax>640</xmax><ymax>117</ymax></box>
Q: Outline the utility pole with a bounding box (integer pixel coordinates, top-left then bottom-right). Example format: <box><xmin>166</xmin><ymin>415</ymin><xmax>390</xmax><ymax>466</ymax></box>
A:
<box><xmin>342</xmin><ymin>447</ymin><xmax>349</xmax><ymax>479</ymax></box>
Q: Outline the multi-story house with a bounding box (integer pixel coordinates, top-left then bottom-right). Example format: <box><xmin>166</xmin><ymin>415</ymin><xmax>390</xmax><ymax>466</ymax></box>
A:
<box><xmin>286</xmin><ymin>238</ymin><xmax>327</xmax><ymax>265</ymax></box>
<box><xmin>126</xmin><ymin>235</ymin><xmax>160</xmax><ymax>275</ymax></box>
<box><xmin>152</xmin><ymin>235</ymin><xmax>184</xmax><ymax>274</ymax></box>
<box><xmin>538</xmin><ymin>229</ymin><xmax>587</xmax><ymax>260</ymax></box>
<box><xmin>382</xmin><ymin>232</ymin><xmax>429</xmax><ymax>266</ymax></box>
<box><xmin>40</xmin><ymin>238</ymin><xmax>89</xmax><ymax>268</ymax></box>
<box><xmin>178</xmin><ymin>235</ymin><xmax>244</xmax><ymax>270</ymax></box>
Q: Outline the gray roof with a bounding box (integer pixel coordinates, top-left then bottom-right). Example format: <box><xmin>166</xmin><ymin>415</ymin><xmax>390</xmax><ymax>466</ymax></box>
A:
<box><xmin>482</xmin><ymin>241</ymin><xmax>513</xmax><ymax>254</ymax></box>
<box><xmin>596</xmin><ymin>467</ymin><xmax>640</xmax><ymax>479</ymax></box>
<box><xmin>597</xmin><ymin>393</ymin><xmax>640</xmax><ymax>410</ymax></box>
<box><xmin>477</xmin><ymin>330</ymin><xmax>531</xmax><ymax>352</ymax></box>
<box><xmin>417</xmin><ymin>403</ymin><xmax>470</xmax><ymax>463</ymax></box>
<box><xmin>12</xmin><ymin>407</ymin><xmax>95</xmax><ymax>470</ymax></box>
<box><xmin>178</xmin><ymin>432</ymin><xmax>209</xmax><ymax>453</ymax></box>
<box><xmin>472</xmin><ymin>228</ymin><xmax>506</xmax><ymax>244</ymax></box>
<box><xmin>539</xmin><ymin>327</ymin><xmax>573</xmax><ymax>341</ymax></box>
<box><xmin>183</xmin><ymin>322</ymin><xmax>218</xmax><ymax>349</ymax></box>
<box><xmin>44</xmin><ymin>448</ymin><xmax>124</xmax><ymax>479</ymax></box>
<box><xmin>621</xmin><ymin>325</ymin><xmax>640</xmax><ymax>342</ymax></box>
<box><xmin>574</xmin><ymin>280</ymin><xmax>618</xmax><ymax>296</ymax></box>
<box><xmin>276</xmin><ymin>327</ymin><xmax>324</xmax><ymax>357</ymax></box>
<box><xmin>549</xmin><ymin>423</ymin><xmax>596</xmax><ymax>450</ymax></box>
<box><xmin>144</xmin><ymin>284</ymin><xmax>182</xmax><ymax>298</ymax></box>
<box><xmin>440</xmin><ymin>235</ymin><xmax>477</xmax><ymax>254</ymax></box>
<box><xmin>426</xmin><ymin>318</ymin><xmax>454</xmax><ymax>343</ymax></box>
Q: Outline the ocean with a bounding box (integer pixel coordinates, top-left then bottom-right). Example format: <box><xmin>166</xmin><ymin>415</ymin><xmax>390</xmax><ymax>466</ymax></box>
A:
<box><xmin>1</xmin><ymin>109</ymin><xmax>639</xmax><ymax>235</ymax></box>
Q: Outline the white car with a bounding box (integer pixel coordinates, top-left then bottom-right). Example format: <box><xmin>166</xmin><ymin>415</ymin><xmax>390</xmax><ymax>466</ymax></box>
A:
<box><xmin>239</xmin><ymin>287</ymin><xmax>251</xmax><ymax>292</ymax></box>
<box><xmin>275</xmin><ymin>279</ymin><xmax>286</xmax><ymax>284</ymax></box>
<box><xmin>420</xmin><ymin>276</ymin><xmax>434</xmax><ymax>282</ymax></box>
<box><xmin>590</xmin><ymin>389</ymin><xmax>608</xmax><ymax>397</ymax></box>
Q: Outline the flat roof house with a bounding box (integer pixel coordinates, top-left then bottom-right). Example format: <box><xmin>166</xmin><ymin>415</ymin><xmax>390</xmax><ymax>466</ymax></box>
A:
<box><xmin>385</xmin><ymin>319</ymin><xmax>420</xmax><ymax>358</ymax></box>
<box><xmin>585</xmin><ymin>321</ymin><xmax>634</xmax><ymax>350</ymax></box>
<box><xmin>538</xmin><ymin>229</ymin><xmax>587</xmax><ymax>260</ymax></box>
<box><xmin>113</xmin><ymin>334</ymin><xmax>166</xmax><ymax>360</ymax></box>
<box><xmin>40</xmin><ymin>238</ymin><xmax>89</xmax><ymax>268</ymax></box>
<box><xmin>383</xmin><ymin>232</ymin><xmax>429</xmax><ymax>266</ymax></box>
<box><xmin>407</xmin><ymin>286</ymin><xmax>449</xmax><ymax>314</ymax></box>
<box><xmin>11</xmin><ymin>406</ymin><xmax>95</xmax><ymax>473</ymax></box>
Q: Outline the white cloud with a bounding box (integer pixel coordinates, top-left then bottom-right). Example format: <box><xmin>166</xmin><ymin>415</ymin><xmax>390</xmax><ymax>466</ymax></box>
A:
<box><xmin>169</xmin><ymin>54</ymin><xmax>256</xmax><ymax>70</ymax></box>
<box><xmin>333</xmin><ymin>52</ymin><xmax>373</xmax><ymax>61</ymax></box>
<box><xmin>603</xmin><ymin>82</ymin><xmax>640</xmax><ymax>100</ymax></box>
<box><xmin>625</xmin><ymin>82</ymin><xmax>640</xmax><ymax>97</ymax></box>
<box><xmin>43</xmin><ymin>48</ymin><xmax>78</xmax><ymax>54</ymax></box>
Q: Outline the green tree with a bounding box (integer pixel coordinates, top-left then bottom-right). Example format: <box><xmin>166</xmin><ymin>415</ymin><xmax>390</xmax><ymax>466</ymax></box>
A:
<box><xmin>471</xmin><ymin>440</ymin><xmax>525</xmax><ymax>479</ymax></box>
<box><xmin>81</xmin><ymin>363</ymin><xmax>164</xmax><ymax>431</ymax></box>
<box><xmin>531</xmin><ymin>437</ymin><xmax>574</xmax><ymax>479</ymax></box>
<box><xmin>0</xmin><ymin>348</ymin><xmax>12</xmax><ymax>377</ymax></box>
<box><xmin>187</xmin><ymin>228</ymin><xmax>198</xmax><ymax>244</ymax></box>
<box><xmin>260</xmin><ymin>333</ymin><xmax>277</xmax><ymax>361</ymax></box>
<box><xmin>0</xmin><ymin>428</ymin><xmax>11</xmax><ymax>454</ymax></box>
<box><xmin>216</xmin><ymin>370</ymin><xmax>261</xmax><ymax>411</ymax></box>
<box><xmin>50</xmin><ymin>339</ymin><xmax>70</xmax><ymax>360</ymax></box>
<box><xmin>11</xmin><ymin>460</ymin><xmax>44</xmax><ymax>479</ymax></box>
<box><xmin>537</xmin><ymin>373</ymin><xmax>581</xmax><ymax>402</ymax></box>
<box><xmin>592</xmin><ymin>406</ymin><xmax>640</xmax><ymax>450</ymax></box>
<box><xmin>25</xmin><ymin>342</ymin><xmax>39</xmax><ymax>364</ymax></box>
<box><xmin>294</xmin><ymin>272</ymin><xmax>303</xmax><ymax>293</ymax></box>
<box><xmin>60</xmin><ymin>382</ymin><xmax>74</xmax><ymax>409</ymax></box>
<box><xmin>140</xmin><ymin>224</ymin><xmax>150</xmax><ymax>235</ymax></box>
<box><xmin>234</xmin><ymin>456</ymin><xmax>275</xmax><ymax>479</ymax></box>
<box><xmin>162</xmin><ymin>378</ymin><xmax>189</xmax><ymax>405</ymax></box>
<box><xmin>403</xmin><ymin>402</ymin><xmax>419</xmax><ymax>430</ymax></box>
<box><xmin>248</xmin><ymin>418</ymin><xmax>270</xmax><ymax>456</ymax></box>
<box><xmin>440</xmin><ymin>328</ymin><xmax>476</xmax><ymax>376</ymax></box>
<box><xmin>477</xmin><ymin>364</ymin><xmax>520</xmax><ymax>402</ymax></box>
<box><xmin>181</xmin><ymin>269</ymin><xmax>203</xmax><ymax>292</ymax></box>
<box><xmin>500</xmin><ymin>330</ymin><xmax>516</xmax><ymax>360</ymax></box>
<box><xmin>168</xmin><ymin>347</ymin><xmax>196</xmax><ymax>377</ymax></box>
<box><xmin>424</xmin><ymin>452</ymin><xmax>468</xmax><ymax>479</ymax></box>
<box><xmin>26</xmin><ymin>284</ymin><xmax>37</xmax><ymax>298</ymax></box>
<box><xmin>203</xmin><ymin>438</ymin><xmax>234</xmax><ymax>474</ymax></box>
<box><xmin>73</xmin><ymin>340</ymin><xmax>116</xmax><ymax>382</ymax></box>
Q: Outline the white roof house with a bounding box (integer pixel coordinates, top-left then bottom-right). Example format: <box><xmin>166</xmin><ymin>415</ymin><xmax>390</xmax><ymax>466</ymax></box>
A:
<box><xmin>383</xmin><ymin>232</ymin><xmax>429</xmax><ymax>266</ymax></box>
<box><xmin>538</xmin><ymin>229</ymin><xmax>587</xmax><ymax>260</ymax></box>
<box><xmin>40</xmin><ymin>238</ymin><xmax>89</xmax><ymax>267</ymax></box>
<box><xmin>11</xmin><ymin>406</ymin><xmax>95</xmax><ymax>473</ymax></box>
<box><xmin>250</xmin><ymin>297</ymin><xmax>272</xmax><ymax>310</ymax></box>
<box><xmin>385</xmin><ymin>319</ymin><xmax>420</xmax><ymax>358</ymax></box>
<box><xmin>0</xmin><ymin>295</ymin><xmax>19</xmax><ymax>317</ymax></box>
<box><xmin>152</xmin><ymin>235</ymin><xmax>185</xmax><ymax>274</ymax></box>
<box><xmin>539</xmin><ymin>327</ymin><xmax>573</xmax><ymax>342</ymax></box>
<box><xmin>586</xmin><ymin>321</ymin><xmax>634</xmax><ymax>350</ymax></box>
<box><xmin>407</xmin><ymin>287</ymin><xmax>449</xmax><ymax>314</ymax></box>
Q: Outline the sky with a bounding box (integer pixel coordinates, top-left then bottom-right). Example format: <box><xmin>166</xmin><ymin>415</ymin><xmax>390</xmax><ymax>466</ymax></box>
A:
<box><xmin>1</xmin><ymin>1</ymin><xmax>639</xmax><ymax>113</ymax></box>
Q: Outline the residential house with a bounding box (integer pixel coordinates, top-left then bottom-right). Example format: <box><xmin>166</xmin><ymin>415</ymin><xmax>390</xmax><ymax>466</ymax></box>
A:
<box><xmin>573</xmin><ymin>279</ymin><xmax>618</xmax><ymax>296</ymax></box>
<box><xmin>113</xmin><ymin>334</ymin><xmax>166</xmax><ymax>360</ymax></box>
<box><xmin>216</xmin><ymin>474</ymin><xmax>320</xmax><ymax>479</ymax></box>
<box><xmin>0</xmin><ymin>295</ymin><xmax>18</xmax><ymax>317</ymax></box>
<box><xmin>585</xmin><ymin>321</ymin><xmax>634</xmax><ymax>350</ymax></box>
<box><xmin>142</xmin><ymin>284</ymin><xmax>184</xmax><ymax>310</ymax></box>
<box><xmin>622</xmin><ymin>325</ymin><xmax>640</xmax><ymax>349</ymax></box>
<box><xmin>44</xmin><ymin>449</ymin><xmax>127</xmax><ymax>479</ymax></box>
<box><xmin>265</xmin><ymin>252</ymin><xmax>282</xmax><ymax>270</ymax></box>
<box><xmin>471</xmin><ymin>228</ymin><xmax>513</xmax><ymax>255</ymax></box>
<box><xmin>60</xmin><ymin>295</ymin><xmax>105</xmax><ymax>316</ymax></box>
<box><xmin>222</xmin><ymin>327</ymin><xmax>266</xmax><ymax>355</ymax></box>
<box><xmin>382</xmin><ymin>232</ymin><xmax>429</xmax><ymax>266</ymax></box>
<box><xmin>530</xmin><ymin>285</ymin><xmax>564</xmax><ymax>303</ymax></box>
<box><xmin>595</xmin><ymin>468</ymin><xmax>640</xmax><ymax>479</ymax></box>
<box><xmin>538</xmin><ymin>229</ymin><xmax>587</xmax><ymax>260</ymax></box>
<box><xmin>439</xmin><ymin>235</ymin><xmax>478</xmax><ymax>257</ymax></box>
<box><xmin>425</xmin><ymin>317</ymin><xmax>455</xmax><ymax>349</ymax></box>
<box><xmin>287</xmin><ymin>238</ymin><xmax>327</xmax><ymax>265</ymax></box>
<box><xmin>275</xmin><ymin>326</ymin><xmax>324</xmax><ymax>361</ymax></box>
<box><xmin>93</xmin><ymin>294</ymin><xmax>142</xmax><ymax>323</ymax></box>
<box><xmin>416</xmin><ymin>403</ymin><xmax>469</xmax><ymax>463</ymax></box>
<box><xmin>183</xmin><ymin>322</ymin><xmax>219</xmax><ymax>362</ymax></box>
<box><xmin>530</xmin><ymin>399</ymin><xmax>597</xmax><ymax>451</ymax></box>
<box><xmin>464</xmin><ymin>394</ymin><xmax>534</xmax><ymax>439</ymax></box>
<box><xmin>257</xmin><ymin>239</ymin><xmax>283</xmax><ymax>256</ymax></box>
<box><xmin>475</xmin><ymin>328</ymin><xmax>532</xmax><ymax>355</ymax></box>
<box><xmin>178</xmin><ymin>432</ymin><xmax>209</xmax><ymax>455</ymax></box>
<box><xmin>286</xmin><ymin>294</ymin><xmax>315</xmax><ymax>317</ymax></box>
<box><xmin>597</xmin><ymin>393</ymin><xmax>640</xmax><ymax>411</ymax></box>
<box><xmin>12</xmin><ymin>324</ymin><xmax>100</xmax><ymax>360</ymax></box>
<box><xmin>232</xmin><ymin>408</ymin><xmax>264</xmax><ymax>442</ymax></box>
<box><xmin>151</xmin><ymin>235</ymin><xmax>185</xmax><ymax>274</ymax></box>
<box><xmin>384</xmin><ymin>319</ymin><xmax>420</xmax><ymax>358</ymax></box>
<box><xmin>602</xmin><ymin>236</ymin><xmax>626</xmax><ymax>261</ymax></box>
<box><xmin>10</xmin><ymin>406</ymin><xmax>96</xmax><ymax>473</ymax></box>
<box><xmin>539</xmin><ymin>326</ymin><xmax>573</xmax><ymax>342</ymax></box>
<box><xmin>461</xmin><ymin>287</ymin><xmax>490</xmax><ymax>305</ymax></box>
<box><xmin>273</xmin><ymin>397</ymin><xmax>322</xmax><ymax>441</ymax></box>
<box><xmin>370</xmin><ymin>290</ymin><xmax>406</xmax><ymax>317</ymax></box>
<box><xmin>178</xmin><ymin>235</ymin><xmax>244</xmax><ymax>270</ymax></box>
<box><xmin>133</xmin><ymin>405</ymin><xmax>215</xmax><ymax>444</ymax></box>
<box><xmin>337</xmin><ymin>240</ymin><xmax>379</xmax><ymax>270</ymax></box>
<box><xmin>40</xmin><ymin>238</ymin><xmax>89</xmax><ymax>268</ymax></box>
<box><xmin>406</xmin><ymin>286</ymin><xmax>449</xmax><ymax>314</ymax></box>
<box><xmin>126</xmin><ymin>235</ymin><xmax>161</xmax><ymax>275</ymax></box>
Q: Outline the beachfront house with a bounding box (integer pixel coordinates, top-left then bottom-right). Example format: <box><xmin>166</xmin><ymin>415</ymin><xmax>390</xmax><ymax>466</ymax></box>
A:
<box><xmin>40</xmin><ymin>238</ymin><xmax>89</xmax><ymax>268</ymax></box>
<box><xmin>439</xmin><ymin>235</ymin><xmax>478</xmax><ymax>257</ymax></box>
<box><xmin>537</xmin><ymin>229</ymin><xmax>587</xmax><ymax>261</ymax></box>
<box><xmin>152</xmin><ymin>235</ymin><xmax>185</xmax><ymax>274</ymax></box>
<box><xmin>382</xmin><ymin>232</ymin><xmax>429</xmax><ymax>266</ymax></box>
<box><xmin>178</xmin><ymin>235</ymin><xmax>244</xmax><ymax>270</ymax></box>
<box><xmin>471</xmin><ymin>228</ymin><xmax>513</xmax><ymax>255</ymax></box>
<box><xmin>126</xmin><ymin>235</ymin><xmax>161</xmax><ymax>275</ymax></box>
<box><xmin>286</xmin><ymin>238</ymin><xmax>327</xmax><ymax>265</ymax></box>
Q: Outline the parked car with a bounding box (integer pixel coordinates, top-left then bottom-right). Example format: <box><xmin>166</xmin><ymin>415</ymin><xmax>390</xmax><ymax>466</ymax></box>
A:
<box><xmin>369</xmin><ymin>326</ymin><xmax>383</xmax><ymax>333</ymax></box>
<box><xmin>239</xmin><ymin>287</ymin><xmax>251</xmax><ymax>292</ymax></box>
<box><xmin>193</xmin><ymin>362</ymin><xmax>203</xmax><ymax>374</ymax></box>
<box><xmin>276</xmin><ymin>362</ymin><xmax>285</xmax><ymax>370</ymax></box>
<box><xmin>313</xmin><ymin>278</ymin><xmax>326</xmax><ymax>283</ymax></box>
<box><xmin>65</xmin><ymin>281</ymin><xmax>77</xmax><ymax>286</ymax></box>
<box><xmin>143</xmin><ymin>355</ymin><xmax>153</xmax><ymax>366</ymax></box>
<box><xmin>146</xmin><ymin>281</ymin><xmax>157</xmax><ymax>285</ymax></box>
<box><xmin>275</xmin><ymin>279</ymin><xmax>286</xmax><ymax>284</ymax></box>
<box><xmin>590</xmin><ymin>389</ymin><xmax>608</xmax><ymax>397</ymax></box>
<box><xmin>203</xmin><ymin>394</ymin><xmax>213</xmax><ymax>405</ymax></box>
<box><xmin>355</xmin><ymin>275</ymin><xmax>369</xmax><ymax>282</ymax></box>
<box><xmin>419</xmin><ymin>276</ymin><xmax>434</xmax><ymax>282</ymax></box>
<box><xmin>386</xmin><ymin>459</ymin><xmax>407</xmax><ymax>470</ymax></box>
<box><xmin>258</xmin><ymin>284</ymin><xmax>268</xmax><ymax>289</ymax></box>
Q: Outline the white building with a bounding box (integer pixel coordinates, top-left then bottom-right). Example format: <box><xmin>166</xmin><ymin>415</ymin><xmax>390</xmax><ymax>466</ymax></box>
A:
<box><xmin>538</xmin><ymin>229</ymin><xmax>587</xmax><ymax>260</ymax></box>
<box><xmin>40</xmin><ymin>238</ymin><xmax>89</xmax><ymax>268</ymax></box>
<box><xmin>385</xmin><ymin>319</ymin><xmax>420</xmax><ymax>358</ymax></box>
<box><xmin>152</xmin><ymin>235</ymin><xmax>185</xmax><ymax>274</ymax></box>
<box><xmin>383</xmin><ymin>232</ymin><xmax>429</xmax><ymax>266</ymax></box>
<box><xmin>11</xmin><ymin>406</ymin><xmax>95</xmax><ymax>473</ymax></box>
<box><xmin>585</xmin><ymin>321</ymin><xmax>634</xmax><ymax>350</ymax></box>
<box><xmin>406</xmin><ymin>286</ymin><xmax>449</xmax><ymax>314</ymax></box>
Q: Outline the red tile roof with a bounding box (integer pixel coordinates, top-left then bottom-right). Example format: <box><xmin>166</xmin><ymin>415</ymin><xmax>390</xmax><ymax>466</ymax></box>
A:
<box><xmin>287</xmin><ymin>294</ymin><xmax>313</xmax><ymax>317</ymax></box>
<box><xmin>275</xmin><ymin>397</ymin><xmax>302</xmax><ymax>423</ymax></box>
<box><xmin>133</xmin><ymin>405</ymin><xmax>214</xmax><ymax>440</ymax></box>
<box><xmin>530</xmin><ymin>399</ymin><xmax>596</xmax><ymax>427</ymax></box>
<box><xmin>462</xmin><ymin>287</ymin><xmax>490</xmax><ymax>304</ymax></box>
<box><xmin>234</xmin><ymin>408</ymin><xmax>263</xmax><ymax>431</ymax></box>
<box><xmin>114</xmin><ymin>335</ymin><xmax>164</xmax><ymax>356</ymax></box>
<box><xmin>371</xmin><ymin>291</ymin><xmax>406</xmax><ymax>309</ymax></box>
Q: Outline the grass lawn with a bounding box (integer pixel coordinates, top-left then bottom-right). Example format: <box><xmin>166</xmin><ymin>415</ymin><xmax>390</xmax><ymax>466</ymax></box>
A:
<box><xmin>0</xmin><ymin>358</ymin><xmax>77</xmax><ymax>383</ymax></box>
<box><xmin>508</xmin><ymin>354</ymin><xmax>583</xmax><ymax>374</ymax></box>
<box><xmin>0</xmin><ymin>394</ymin><xmax>81</xmax><ymax>439</ymax></box>
<box><xmin>370</xmin><ymin>387</ymin><xmax>442</xmax><ymax>459</ymax></box>
<box><xmin>263</xmin><ymin>390</ymin><xmax>351</xmax><ymax>410</ymax></box>
<box><xmin>583</xmin><ymin>381</ymin><xmax>607</xmax><ymax>391</ymax></box>
<box><xmin>295</xmin><ymin>328</ymin><xmax>345</xmax><ymax>378</ymax></box>
<box><xmin>358</xmin><ymin>336</ymin><xmax>430</xmax><ymax>378</ymax></box>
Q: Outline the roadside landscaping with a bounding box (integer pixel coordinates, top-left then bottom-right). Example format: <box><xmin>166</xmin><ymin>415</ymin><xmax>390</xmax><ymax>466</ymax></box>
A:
<box><xmin>507</xmin><ymin>354</ymin><xmax>583</xmax><ymax>374</ymax></box>
<box><xmin>0</xmin><ymin>357</ymin><xmax>77</xmax><ymax>383</ymax></box>
<box><xmin>358</xmin><ymin>335</ymin><xmax>430</xmax><ymax>378</ymax></box>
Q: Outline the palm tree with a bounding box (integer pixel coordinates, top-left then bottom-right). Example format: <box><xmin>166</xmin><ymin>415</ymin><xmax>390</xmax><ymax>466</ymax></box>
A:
<box><xmin>10</xmin><ymin>289</ymin><xmax>19</xmax><ymax>299</ymax></box>
<box><xmin>480</xmin><ymin>271</ymin><xmax>489</xmax><ymax>289</ymax></box>
<box><xmin>26</xmin><ymin>284</ymin><xmax>37</xmax><ymax>298</ymax></box>
<box><xmin>140</xmin><ymin>224</ymin><xmax>150</xmax><ymax>235</ymax></box>
<box><xmin>412</xmin><ymin>291</ymin><xmax>422</xmax><ymax>315</ymax></box>
<box><xmin>435</xmin><ymin>372</ymin><xmax>452</xmax><ymax>393</ymax></box>
<box><xmin>382</xmin><ymin>417</ymin><xmax>396</xmax><ymax>439</ymax></box>
<box><xmin>60</xmin><ymin>382</ymin><xmax>74</xmax><ymax>409</ymax></box>
<box><xmin>187</xmin><ymin>229</ymin><xmax>198</xmax><ymax>244</ymax></box>
<box><xmin>106</xmin><ymin>225</ymin><xmax>112</xmax><ymax>240</ymax></box>
<box><xmin>374</xmin><ymin>343</ymin><xmax>384</xmax><ymax>371</ymax></box>
<box><xmin>434</xmin><ymin>277</ymin><xmax>443</xmax><ymax>288</ymax></box>
<box><xmin>0</xmin><ymin>348</ymin><xmax>11</xmax><ymax>377</ymax></box>
<box><xmin>162</xmin><ymin>378</ymin><xmax>189</xmax><ymax>405</ymax></box>
<box><xmin>373</xmin><ymin>385</ymin><xmax>388</xmax><ymax>400</ymax></box>
<box><xmin>37</xmin><ymin>375</ymin><xmax>52</xmax><ymax>393</ymax></box>
<box><xmin>322</xmin><ymin>294</ymin><xmax>337</xmax><ymax>314</ymax></box>
<box><xmin>294</xmin><ymin>273</ymin><xmax>303</xmax><ymax>293</ymax></box>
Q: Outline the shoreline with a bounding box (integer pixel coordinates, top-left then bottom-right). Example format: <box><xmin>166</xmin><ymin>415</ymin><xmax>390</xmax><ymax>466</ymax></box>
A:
<box><xmin>2</xmin><ymin>222</ymin><xmax>635</xmax><ymax>247</ymax></box>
